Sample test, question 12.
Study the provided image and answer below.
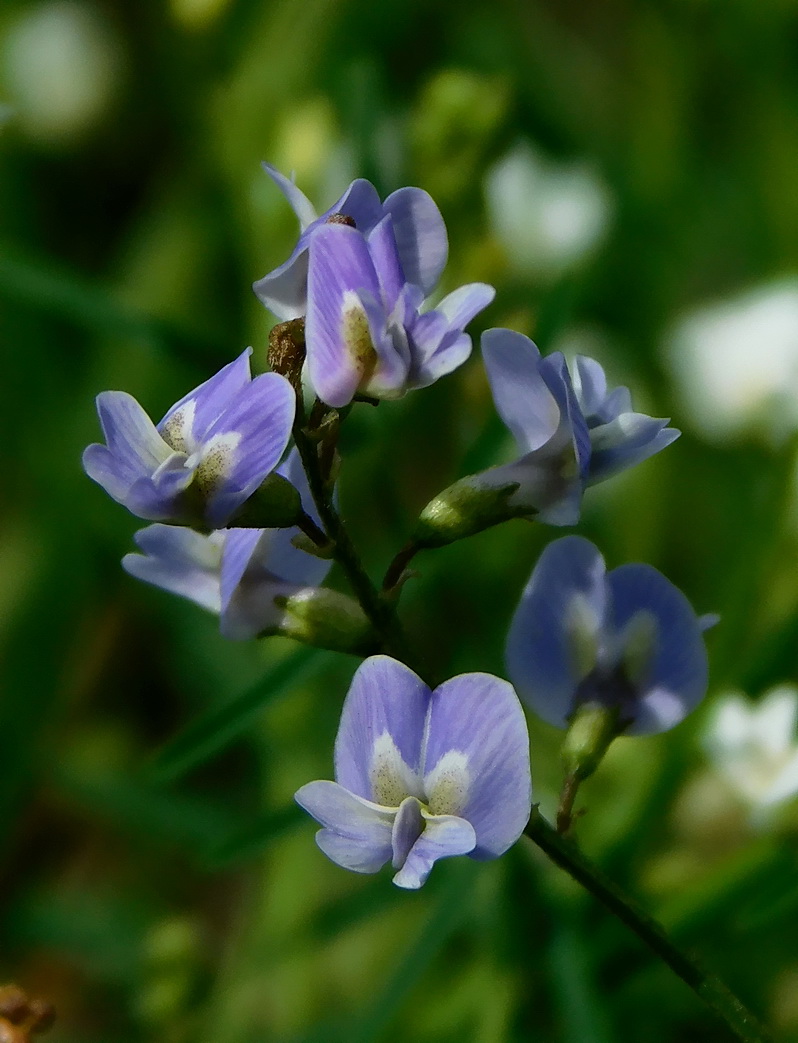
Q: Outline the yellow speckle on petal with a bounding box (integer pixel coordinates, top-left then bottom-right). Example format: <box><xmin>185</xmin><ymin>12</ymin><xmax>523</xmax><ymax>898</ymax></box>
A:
<box><xmin>341</xmin><ymin>292</ymin><xmax>378</xmax><ymax>388</ymax></box>
<box><xmin>426</xmin><ymin>751</ymin><xmax>470</xmax><ymax>816</ymax></box>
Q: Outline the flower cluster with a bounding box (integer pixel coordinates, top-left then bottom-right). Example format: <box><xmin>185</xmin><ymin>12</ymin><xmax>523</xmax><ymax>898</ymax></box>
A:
<box><xmin>83</xmin><ymin>165</ymin><xmax>713</xmax><ymax>888</ymax></box>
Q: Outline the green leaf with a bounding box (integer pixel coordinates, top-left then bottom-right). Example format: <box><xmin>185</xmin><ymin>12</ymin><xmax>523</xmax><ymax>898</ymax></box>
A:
<box><xmin>150</xmin><ymin>648</ymin><xmax>329</xmax><ymax>783</ymax></box>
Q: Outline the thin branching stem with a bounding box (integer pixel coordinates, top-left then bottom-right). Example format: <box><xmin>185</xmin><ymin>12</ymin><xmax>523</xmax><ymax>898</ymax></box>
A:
<box><xmin>524</xmin><ymin>808</ymin><xmax>773</xmax><ymax>1043</ymax></box>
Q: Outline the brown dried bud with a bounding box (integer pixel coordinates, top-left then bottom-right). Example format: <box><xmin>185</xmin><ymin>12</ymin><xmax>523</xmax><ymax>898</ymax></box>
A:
<box><xmin>28</xmin><ymin>1001</ymin><xmax>55</xmax><ymax>1035</ymax></box>
<box><xmin>267</xmin><ymin>317</ymin><xmax>306</xmax><ymax>389</ymax></box>
<box><xmin>0</xmin><ymin>988</ymin><xmax>28</xmax><ymax>1026</ymax></box>
<box><xmin>326</xmin><ymin>212</ymin><xmax>356</xmax><ymax>227</ymax></box>
<box><xmin>0</xmin><ymin>1019</ymin><xmax>27</xmax><ymax>1043</ymax></box>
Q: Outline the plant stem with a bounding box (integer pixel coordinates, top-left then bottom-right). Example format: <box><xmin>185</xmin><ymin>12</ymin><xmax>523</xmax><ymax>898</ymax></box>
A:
<box><xmin>523</xmin><ymin>808</ymin><xmax>773</xmax><ymax>1043</ymax></box>
<box><xmin>293</xmin><ymin>421</ymin><xmax>414</xmax><ymax>666</ymax></box>
<box><xmin>382</xmin><ymin>539</ymin><xmax>420</xmax><ymax>592</ymax></box>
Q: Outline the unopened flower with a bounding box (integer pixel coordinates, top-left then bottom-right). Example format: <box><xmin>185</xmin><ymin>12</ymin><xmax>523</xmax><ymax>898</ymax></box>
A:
<box><xmin>83</xmin><ymin>349</ymin><xmax>295</xmax><ymax>528</ymax></box>
<box><xmin>703</xmin><ymin>686</ymin><xmax>798</xmax><ymax>816</ymax></box>
<box><xmin>295</xmin><ymin>655</ymin><xmax>531</xmax><ymax>888</ymax></box>
<box><xmin>507</xmin><ymin>536</ymin><xmax>711</xmax><ymax>735</ymax></box>
<box><xmin>253</xmin><ymin>164</ymin><xmax>449</xmax><ymax>322</ymax></box>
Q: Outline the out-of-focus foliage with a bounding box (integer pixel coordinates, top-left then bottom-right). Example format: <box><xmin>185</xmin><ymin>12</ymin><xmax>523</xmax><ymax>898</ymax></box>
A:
<box><xmin>2</xmin><ymin>0</ymin><xmax>798</xmax><ymax>1039</ymax></box>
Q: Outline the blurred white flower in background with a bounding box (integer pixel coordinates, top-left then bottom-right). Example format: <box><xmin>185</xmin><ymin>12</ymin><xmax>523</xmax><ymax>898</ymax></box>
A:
<box><xmin>703</xmin><ymin>686</ymin><xmax>798</xmax><ymax>821</ymax></box>
<box><xmin>485</xmin><ymin>141</ymin><xmax>611</xmax><ymax>280</ymax></box>
<box><xmin>664</xmin><ymin>279</ymin><xmax>798</xmax><ymax>443</ymax></box>
<box><xmin>1</xmin><ymin>0</ymin><xmax>121</xmax><ymax>142</ymax></box>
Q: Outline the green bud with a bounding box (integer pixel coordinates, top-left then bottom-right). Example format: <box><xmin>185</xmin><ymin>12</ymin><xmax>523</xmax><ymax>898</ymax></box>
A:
<box><xmin>412</xmin><ymin>476</ymin><xmax>529</xmax><ymax>548</ymax></box>
<box><xmin>561</xmin><ymin>701</ymin><xmax>623</xmax><ymax>784</ymax></box>
<box><xmin>226</xmin><ymin>472</ymin><xmax>303</xmax><ymax>529</ymax></box>
<box><xmin>272</xmin><ymin>589</ymin><xmax>378</xmax><ymax>656</ymax></box>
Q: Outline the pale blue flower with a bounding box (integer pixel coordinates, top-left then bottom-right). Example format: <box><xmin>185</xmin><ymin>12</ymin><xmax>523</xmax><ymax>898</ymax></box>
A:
<box><xmin>253</xmin><ymin>165</ymin><xmax>494</xmax><ymax>407</ymax></box>
<box><xmin>83</xmin><ymin>350</ymin><xmax>295</xmax><ymax>528</ymax></box>
<box><xmin>306</xmin><ymin>220</ymin><xmax>494</xmax><ymax>407</ymax></box>
<box><xmin>122</xmin><ymin>450</ymin><xmax>330</xmax><ymax>640</ymax></box>
<box><xmin>479</xmin><ymin>329</ymin><xmax>678</xmax><ymax>524</ymax></box>
<box><xmin>296</xmin><ymin>655</ymin><xmax>531</xmax><ymax>889</ymax></box>
<box><xmin>253</xmin><ymin>164</ymin><xmax>450</xmax><ymax>322</ymax></box>
<box><xmin>506</xmin><ymin>536</ymin><xmax>711</xmax><ymax>735</ymax></box>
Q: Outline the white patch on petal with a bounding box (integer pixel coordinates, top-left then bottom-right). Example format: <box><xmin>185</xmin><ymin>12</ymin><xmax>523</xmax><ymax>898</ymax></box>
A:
<box><xmin>341</xmin><ymin>290</ymin><xmax>378</xmax><ymax>386</ymax></box>
<box><xmin>618</xmin><ymin>609</ymin><xmax>658</xmax><ymax>686</ymax></box>
<box><xmin>192</xmin><ymin>431</ymin><xmax>241</xmax><ymax>496</ymax></box>
<box><xmin>161</xmin><ymin>399</ymin><xmax>197</xmax><ymax>453</ymax></box>
<box><xmin>425</xmin><ymin>751</ymin><xmax>470</xmax><ymax>816</ymax></box>
<box><xmin>369</xmin><ymin>731</ymin><xmax>423</xmax><ymax>808</ymax></box>
<box><xmin>566</xmin><ymin>593</ymin><xmax>602</xmax><ymax>680</ymax></box>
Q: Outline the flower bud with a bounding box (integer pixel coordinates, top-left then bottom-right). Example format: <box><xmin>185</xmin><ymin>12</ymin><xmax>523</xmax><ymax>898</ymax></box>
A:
<box><xmin>412</xmin><ymin>476</ymin><xmax>527</xmax><ymax>549</ymax></box>
<box><xmin>268</xmin><ymin>317</ymin><xmax>306</xmax><ymax>390</ymax></box>
<box><xmin>273</xmin><ymin>589</ymin><xmax>378</xmax><ymax>655</ymax></box>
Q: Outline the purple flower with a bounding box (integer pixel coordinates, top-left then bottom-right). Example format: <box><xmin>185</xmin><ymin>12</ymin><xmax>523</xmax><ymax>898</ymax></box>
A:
<box><xmin>506</xmin><ymin>536</ymin><xmax>711</xmax><ymax>736</ymax></box>
<box><xmin>253</xmin><ymin>164</ymin><xmax>450</xmax><ymax>322</ymax></box>
<box><xmin>305</xmin><ymin>220</ymin><xmax>494</xmax><ymax>407</ymax></box>
<box><xmin>122</xmin><ymin>450</ymin><xmax>331</xmax><ymax>641</ymax></box>
<box><xmin>252</xmin><ymin>164</ymin><xmax>494</xmax><ymax>407</ymax></box>
<box><xmin>295</xmin><ymin>656</ymin><xmax>531</xmax><ymax>889</ymax></box>
<box><xmin>480</xmin><ymin>329</ymin><xmax>679</xmax><ymax>524</ymax></box>
<box><xmin>83</xmin><ymin>350</ymin><xmax>295</xmax><ymax>528</ymax></box>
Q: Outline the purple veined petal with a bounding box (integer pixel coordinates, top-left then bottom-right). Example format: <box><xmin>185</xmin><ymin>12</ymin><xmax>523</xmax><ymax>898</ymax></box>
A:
<box><xmin>253</xmin><ymin>247</ymin><xmax>309</xmax><ymax>322</ymax></box>
<box><xmin>423</xmin><ymin>674</ymin><xmax>531</xmax><ymax>858</ymax></box>
<box><xmin>391</xmin><ymin>796</ymin><xmax>424</xmax><ymax>869</ymax></box>
<box><xmin>383</xmin><ymin>186</ymin><xmax>448</xmax><ymax>295</ymax></box>
<box><xmin>122</xmin><ymin>525</ymin><xmax>223</xmax><ymax>613</ymax></box>
<box><xmin>327</xmin><ymin>178</ymin><xmax>384</xmax><ymax>231</ymax></box>
<box><xmin>265</xmin><ymin>449</ymin><xmax>332</xmax><ymax>587</ymax></box>
<box><xmin>410</xmin><ymin>331</ymin><xmax>473</xmax><ymax>389</ymax></box>
<box><xmin>334</xmin><ymin>656</ymin><xmax>430</xmax><ymax>802</ymax></box>
<box><xmin>407</xmin><ymin>283</ymin><xmax>495</xmax><ymax>388</ymax></box>
<box><xmin>202</xmin><ymin>372</ymin><xmax>295</xmax><ymax>527</ymax></box>
<box><xmin>608</xmin><ymin>563</ymin><xmax>708</xmax><ymax>736</ymax></box>
<box><xmin>436</xmin><ymin>283</ymin><xmax>496</xmax><ymax>330</ymax></box>
<box><xmin>482</xmin><ymin>329</ymin><xmax>561</xmax><ymax>454</ymax></box>
<box><xmin>358</xmin><ymin>287</ymin><xmax>412</xmax><ymax>400</ymax></box>
<box><xmin>220</xmin><ymin>528</ymin><xmax>264</xmax><ymax>612</ymax></box>
<box><xmin>572</xmin><ymin>355</ymin><xmax>608</xmax><ymax>417</ymax></box>
<box><xmin>588</xmin><ymin>415</ymin><xmax>679</xmax><ymax>484</ymax></box>
<box><xmin>83</xmin><ymin>392</ymin><xmax>173</xmax><ymax>503</ymax></box>
<box><xmin>219</xmin><ymin>528</ymin><xmax>308</xmax><ymax>639</ymax></box>
<box><xmin>160</xmin><ymin>350</ymin><xmax>253</xmax><ymax>445</ymax></box>
<box><xmin>366</xmin><ymin>215</ymin><xmax>405</xmax><ymax>312</ymax></box>
<box><xmin>295</xmin><ymin>780</ymin><xmax>395</xmax><ymax>874</ymax></box>
<box><xmin>539</xmin><ymin>352</ymin><xmax>592</xmax><ymax>480</ymax></box>
<box><xmin>262</xmin><ymin>163</ymin><xmax>319</xmax><ymax>229</ymax></box>
<box><xmin>602</xmin><ymin>384</ymin><xmax>633</xmax><ymax>420</ymax></box>
<box><xmin>506</xmin><ymin>536</ymin><xmax>609</xmax><ymax>728</ymax></box>
<box><xmin>305</xmin><ymin>224</ymin><xmax>385</xmax><ymax>407</ymax></box>
<box><xmin>392</xmin><ymin>814</ymin><xmax>476</xmax><ymax>890</ymax></box>
<box><xmin>221</xmin><ymin>576</ymin><xmax>301</xmax><ymax>641</ymax></box>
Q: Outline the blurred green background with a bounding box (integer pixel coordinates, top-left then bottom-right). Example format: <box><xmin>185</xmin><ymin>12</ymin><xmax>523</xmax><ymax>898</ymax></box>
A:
<box><xmin>2</xmin><ymin>0</ymin><xmax>798</xmax><ymax>1039</ymax></box>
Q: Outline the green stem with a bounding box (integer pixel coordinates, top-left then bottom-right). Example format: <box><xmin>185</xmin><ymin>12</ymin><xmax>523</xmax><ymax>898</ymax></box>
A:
<box><xmin>524</xmin><ymin>808</ymin><xmax>772</xmax><ymax>1043</ymax></box>
<box><xmin>292</xmin><ymin>422</ymin><xmax>413</xmax><ymax>666</ymax></box>
<box><xmin>382</xmin><ymin>539</ymin><xmax>420</xmax><ymax>592</ymax></box>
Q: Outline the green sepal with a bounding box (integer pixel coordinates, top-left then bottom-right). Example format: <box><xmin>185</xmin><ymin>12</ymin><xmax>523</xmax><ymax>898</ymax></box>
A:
<box><xmin>270</xmin><ymin>589</ymin><xmax>378</xmax><ymax>656</ymax></box>
<box><xmin>226</xmin><ymin>472</ymin><xmax>303</xmax><ymax>529</ymax></box>
<box><xmin>561</xmin><ymin>702</ymin><xmax>623</xmax><ymax>784</ymax></box>
<box><xmin>412</xmin><ymin>476</ymin><xmax>532</xmax><ymax>548</ymax></box>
